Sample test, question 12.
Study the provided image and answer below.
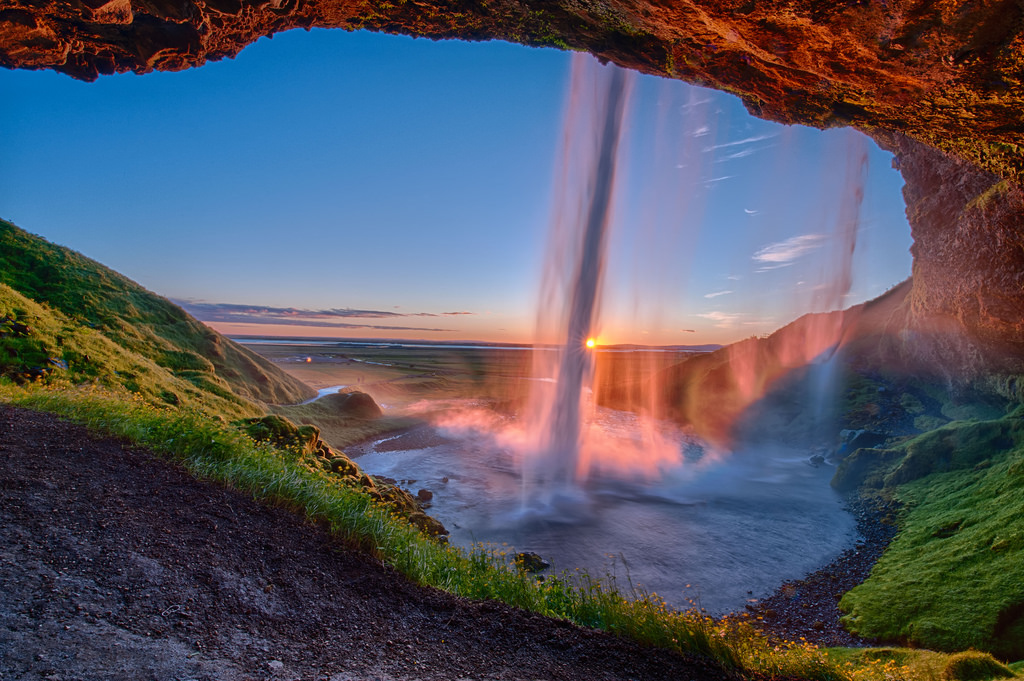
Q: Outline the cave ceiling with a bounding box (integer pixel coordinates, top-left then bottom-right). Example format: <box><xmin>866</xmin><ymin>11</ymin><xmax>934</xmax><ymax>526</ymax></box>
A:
<box><xmin>1</xmin><ymin>0</ymin><xmax>1022</xmax><ymax>181</ymax></box>
<box><xmin>2</xmin><ymin>0</ymin><xmax>1024</xmax><ymax>352</ymax></box>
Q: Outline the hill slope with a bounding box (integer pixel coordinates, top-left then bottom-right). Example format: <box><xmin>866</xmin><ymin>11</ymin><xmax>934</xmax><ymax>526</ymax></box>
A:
<box><xmin>0</xmin><ymin>220</ymin><xmax>314</xmax><ymax>409</ymax></box>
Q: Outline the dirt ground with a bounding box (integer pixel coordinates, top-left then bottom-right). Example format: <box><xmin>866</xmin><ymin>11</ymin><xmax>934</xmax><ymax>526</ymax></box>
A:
<box><xmin>0</xmin><ymin>405</ymin><xmax>745</xmax><ymax>681</ymax></box>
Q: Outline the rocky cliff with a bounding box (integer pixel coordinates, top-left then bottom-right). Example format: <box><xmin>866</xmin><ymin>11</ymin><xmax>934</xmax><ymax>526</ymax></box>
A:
<box><xmin>2</xmin><ymin>0</ymin><xmax>1022</xmax><ymax>346</ymax></box>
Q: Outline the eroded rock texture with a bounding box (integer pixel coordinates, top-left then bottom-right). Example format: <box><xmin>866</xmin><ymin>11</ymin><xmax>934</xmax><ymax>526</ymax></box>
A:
<box><xmin>881</xmin><ymin>133</ymin><xmax>1024</xmax><ymax>354</ymax></box>
<box><xmin>1</xmin><ymin>0</ymin><xmax>1021</xmax><ymax>179</ymax></box>
<box><xmin>1</xmin><ymin>0</ymin><xmax>1023</xmax><ymax>347</ymax></box>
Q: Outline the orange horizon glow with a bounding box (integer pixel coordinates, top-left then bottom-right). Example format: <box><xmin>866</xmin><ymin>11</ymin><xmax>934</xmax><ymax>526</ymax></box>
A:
<box><xmin>202</xmin><ymin>320</ymin><xmax>763</xmax><ymax>347</ymax></box>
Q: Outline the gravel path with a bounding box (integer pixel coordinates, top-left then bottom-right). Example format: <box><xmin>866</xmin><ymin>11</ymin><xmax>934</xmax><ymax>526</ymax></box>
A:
<box><xmin>0</xmin><ymin>405</ymin><xmax>741</xmax><ymax>681</ymax></box>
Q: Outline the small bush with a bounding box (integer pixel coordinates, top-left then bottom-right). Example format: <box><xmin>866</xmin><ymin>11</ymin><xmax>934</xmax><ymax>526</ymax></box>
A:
<box><xmin>941</xmin><ymin>651</ymin><xmax>1014</xmax><ymax>681</ymax></box>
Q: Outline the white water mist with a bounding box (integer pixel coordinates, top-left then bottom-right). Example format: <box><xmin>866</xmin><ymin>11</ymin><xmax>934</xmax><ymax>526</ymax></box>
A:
<box><xmin>522</xmin><ymin>56</ymin><xmax>633</xmax><ymax>501</ymax></box>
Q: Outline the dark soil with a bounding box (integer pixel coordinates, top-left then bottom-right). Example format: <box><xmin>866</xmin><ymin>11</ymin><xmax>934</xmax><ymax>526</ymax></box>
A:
<box><xmin>0</xmin><ymin>405</ymin><xmax>742</xmax><ymax>681</ymax></box>
<box><xmin>744</xmin><ymin>497</ymin><xmax>899</xmax><ymax>648</ymax></box>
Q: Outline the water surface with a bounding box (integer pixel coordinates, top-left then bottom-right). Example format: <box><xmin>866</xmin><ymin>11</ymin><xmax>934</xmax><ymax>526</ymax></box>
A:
<box><xmin>353</xmin><ymin>408</ymin><xmax>856</xmax><ymax>614</ymax></box>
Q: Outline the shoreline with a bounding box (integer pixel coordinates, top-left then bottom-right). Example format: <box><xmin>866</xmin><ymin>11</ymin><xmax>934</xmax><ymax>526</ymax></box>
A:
<box><xmin>348</xmin><ymin>420</ymin><xmax>899</xmax><ymax>638</ymax></box>
<box><xmin>743</xmin><ymin>494</ymin><xmax>900</xmax><ymax>647</ymax></box>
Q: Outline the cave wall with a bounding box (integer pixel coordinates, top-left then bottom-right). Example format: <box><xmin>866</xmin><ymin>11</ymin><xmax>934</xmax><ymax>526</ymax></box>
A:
<box><xmin>880</xmin><ymin>133</ymin><xmax>1024</xmax><ymax>353</ymax></box>
<box><xmin>2</xmin><ymin>0</ymin><xmax>1022</xmax><ymax>181</ymax></box>
<box><xmin>2</xmin><ymin>0</ymin><xmax>1023</xmax><ymax>348</ymax></box>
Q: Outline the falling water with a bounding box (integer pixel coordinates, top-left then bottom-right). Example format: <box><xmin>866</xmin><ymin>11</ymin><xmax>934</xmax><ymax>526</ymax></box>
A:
<box><xmin>349</xmin><ymin>67</ymin><xmax>873</xmax><ymax>609</ymax></box>
<box><xmin>522</xmin><ymin>56</ymin><xmax>633</xmax><ymax>499</ymax></box>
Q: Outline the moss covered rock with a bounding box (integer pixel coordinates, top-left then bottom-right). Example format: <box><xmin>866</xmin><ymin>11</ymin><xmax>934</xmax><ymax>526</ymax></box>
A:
<box><xmin>941</xmin><ymin>651</ymin><xmax>1014</xmax><ymax>681</ymax></box>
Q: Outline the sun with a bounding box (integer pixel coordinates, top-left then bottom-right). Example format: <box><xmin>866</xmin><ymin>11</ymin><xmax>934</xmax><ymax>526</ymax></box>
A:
<box><xmin>585</xmin><ymin>338</ymin><xmax>596</xmax><ymax>349</ymax></box>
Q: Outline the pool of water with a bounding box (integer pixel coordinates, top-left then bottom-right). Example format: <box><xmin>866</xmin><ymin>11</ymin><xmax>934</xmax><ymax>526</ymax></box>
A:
<box><xmin>352</xmin><ymin>406</ymin><xmax>856</xmax><ymax>614</ymax></box>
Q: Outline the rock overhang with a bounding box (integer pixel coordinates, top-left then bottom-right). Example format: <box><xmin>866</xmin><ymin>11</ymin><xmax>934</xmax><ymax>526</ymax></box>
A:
<box><xmin>1</xmin><ymin>0</ymin><xmax>1021</xmax><ymax>180</ymax></box>
<box><xmin>2</xmin><ymin>0</ymin><xmax>1023</xmax><ymax>350</ymax></box>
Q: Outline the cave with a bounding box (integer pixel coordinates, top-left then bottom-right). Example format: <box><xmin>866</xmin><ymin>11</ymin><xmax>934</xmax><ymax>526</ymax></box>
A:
<box><xmin>2</xmin><ymin>0</ymin><xmax>1022</xmax><ymax>356</ymax></box>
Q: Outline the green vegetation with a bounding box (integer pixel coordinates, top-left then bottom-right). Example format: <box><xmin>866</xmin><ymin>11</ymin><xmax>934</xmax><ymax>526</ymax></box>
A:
<box><xmin>4</xmin><ymin>218</ymin><xmax>1024</xmax><ymax>678</ymax></box>
<box><xmin>827</xmin><ymin>648</ymin><xmax>1018</xmax><ymax>681</ymax></box>
<box><xmin>838</xmin><ymin>411</ymin><xmax>1024</xmax><ymax>660</ymax></box>
<box><xmin>0</xmin><ymin>220</ymin><xmax>313</xmax><ymax>407</ymax></box>
<box><xmin>941</xmin><ymin>651</ymin><xmax>1016</xmax><ymax>681</ymax></box>
<box><xmin>0</xmin><ymin>282</ymin><xmax>261</xmax><ymax>419</ymax></box>
<box><xmin>0</xmin><ymin>382</ymin><xmax>841</xmax><ymax>680</ymax></box>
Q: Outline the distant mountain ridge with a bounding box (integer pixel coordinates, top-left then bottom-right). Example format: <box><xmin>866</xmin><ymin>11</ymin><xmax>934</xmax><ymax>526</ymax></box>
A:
<box><xmin>0</xmin><ymin>220</ymin><xmax>314</xmax><ymax>410</ymax></box>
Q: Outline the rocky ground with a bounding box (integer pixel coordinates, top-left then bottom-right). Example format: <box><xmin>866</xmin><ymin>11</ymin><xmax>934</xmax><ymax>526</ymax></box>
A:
<box><xmin>0</xmin><ymin>405</ymin><xmax>746</xmax><ymax>681</ymax></box>
<box><xmin>745</xmin><ymin>497</ymin><xmax>899</xmax><ymax>648</ymax></box>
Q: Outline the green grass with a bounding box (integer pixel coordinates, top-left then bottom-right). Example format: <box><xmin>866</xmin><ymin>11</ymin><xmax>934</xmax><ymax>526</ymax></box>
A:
<box><xmin>0</xmin><ymin>283</ymin><xmax>263</xmax><ymax>420</ymax></box>
<box><xmin>0</xmin><ymin>220</ymin><xmax>313</xmax><ymax>406</ymax></box>
<box><xmin>839</xmin><ymin>430</ymin><xmax>1024</xmax><ymax>660</ymax></box>
<box><xmin>1</xmin><ymin>380</ymin><xmax>853</xmax><ymax>680</ymax></box>
<box><xmin>827</xmin><ymin>648</ymin><xmax>1020</xmax><ymax>681</ymax></box>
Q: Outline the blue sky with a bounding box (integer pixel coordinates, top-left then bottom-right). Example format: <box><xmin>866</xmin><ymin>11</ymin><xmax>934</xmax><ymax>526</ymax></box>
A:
<box><xmin>0</xmin><ymin>29</ymin><xmax>912</xmax><ymax>345</ymax></box>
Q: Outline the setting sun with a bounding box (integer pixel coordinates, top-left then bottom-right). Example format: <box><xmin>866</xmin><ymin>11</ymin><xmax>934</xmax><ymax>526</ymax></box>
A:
<box><xmin>585</xmin><ymin>338</ymin><xmax>596</xmax><ymax>349</ymax></box>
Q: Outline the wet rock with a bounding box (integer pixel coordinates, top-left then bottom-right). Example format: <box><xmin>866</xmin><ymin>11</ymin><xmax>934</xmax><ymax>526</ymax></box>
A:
<box><xmin>515</xmin><ymin>552</ymin><xmax>550</xmax><ymax>573</ymax></box>
<box><xmin>744</xmin><ymin>495</ymin><xmax>899</xmax><ymax>647</ymax></box>
<box><xmin>835</xmin><ymin>429</ymin><xmax>887</xmax><ymax>458</ymax></box>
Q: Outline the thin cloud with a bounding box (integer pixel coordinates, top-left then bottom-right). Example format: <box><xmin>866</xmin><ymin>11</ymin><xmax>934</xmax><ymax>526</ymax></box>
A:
<box><xmin>752</xmin><ymin>234</ymin><xmax>827</xmax><ymax>264</ymax></box>
<box><xmin>714</xmin><ymin>144</ymin><xmax>778</xmax><ymax>163</ymax></box>
<box><xmin>703</xmin><ymin>133</ymin><xmax>778</xmax><ymax>153</ymax></box>
<box><xmin>743</xmin><ymin>208</ymin><xmax>759</xmax><ymax>215</ymax></box>
<box><xmin>680</xmin><ymin>97</ymin><xmax>713</xmax><ymax>111</ymax></box>
<box><xmin>697</xmin><ymin>311</ymin><xmax>742</xmax><ymax>328</ymax></box>
<box><xmin>755</xmin><ymin>262</ymin><xmax>796</xmax><ymax>273</ymax></box>
<box><xmin>704</xmin><ymin>290</ymin><xmax>734</xmax><ymax>299</ymax></box>
<box><xmin>175</xmin><ymin>300</ymin><xmax>470</xmax><ymax>332</ymax></box>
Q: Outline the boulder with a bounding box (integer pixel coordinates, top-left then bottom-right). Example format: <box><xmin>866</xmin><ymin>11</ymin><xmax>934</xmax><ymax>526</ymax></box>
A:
<box><xmin>319</xmin><ymin>391</ymin><xmax>383</xmax><ymax>419</ymax></box>
<box><xmin>515</xmin><ymin>552</ymin><xmax>550</xmax><ymax>573</ymax></box>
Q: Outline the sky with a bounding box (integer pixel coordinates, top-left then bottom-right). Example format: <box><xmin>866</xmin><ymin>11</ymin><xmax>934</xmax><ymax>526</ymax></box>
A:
<box><xmin>0</xmin><ymin>29</ymin><xmax>913</xmax><ymax>346</ymax></box>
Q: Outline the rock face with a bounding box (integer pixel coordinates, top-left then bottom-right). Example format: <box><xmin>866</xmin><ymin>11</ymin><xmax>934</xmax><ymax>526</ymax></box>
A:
<box><xmin>1</xmin><ymin>0</ymin><xmax>1021</xmax><ymax>180</ymax></box>
<box><xmin>1</xmin><ymin>0</ymin><xmax>1023</xmax><ymax>347</ymax></box>
<box><xmin>878</xmin><ymin>134</ymin><xmax>1024</xmax><ymax>354</ymax></box>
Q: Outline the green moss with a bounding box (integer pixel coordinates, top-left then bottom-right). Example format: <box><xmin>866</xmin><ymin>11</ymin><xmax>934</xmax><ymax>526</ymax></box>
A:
<box><xmin>832</xmin><ymin>447</ymin><xmax>904</xmax><ymax>492</ymax></box>
<box><xmin>915</xmin><ymin>414</ymin><xmax>949</xmax><ymax>431</ymax></box>
<box><xmin>941</xmin><ymin>651</ymin><xmax>1015</xmax><ymax>681</ymax></box>
<box><xmin>0</xmin><ymin>220</ymin><xmax>312</xmax><ymax>407</ymax></box>
<box><xmin>840</xmin><ymin>443</ymin><xmax>1024</xmax><ymax>659</ymax></box>
<box><xmin>884</xmin><ymin>419</ymin><xmax>1024</xmax><ymax>487</ymax></box>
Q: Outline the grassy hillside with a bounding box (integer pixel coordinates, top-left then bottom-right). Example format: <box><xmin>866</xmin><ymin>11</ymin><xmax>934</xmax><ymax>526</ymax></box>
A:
<box><xmin>836</xmin><ymin>411</ymin><xmax>1024</xmax><ymax>660</ymax></box>
<box><xmin>0</xmin><ymin>220</ymin><xmax>314</xmax><ymax>407</ymax></box>
<box><xmin>1</xmin><ymin>283</ymin><xmax>264</xmax><ymax>419</ymax></box>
